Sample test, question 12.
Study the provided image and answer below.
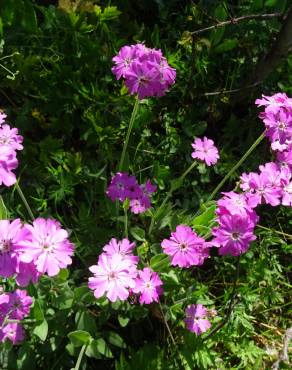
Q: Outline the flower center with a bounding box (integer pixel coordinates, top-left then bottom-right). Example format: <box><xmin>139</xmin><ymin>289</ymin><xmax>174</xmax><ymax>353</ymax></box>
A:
<box><xmin>231</xmin><ymin>232</ymin><xmax>240</xmax><ymax>241</ymax></box>
<box><xmin>278</xmin><ymin>121</ymin><xmax>286</xmax><ymax>130</ymax></box>
<box><xmin>108</xmin><ymin>271</ymin><xmax>116</xmax><ymax>280</ymax></box>
<box><xmin>0</xmin><ymin>239</ymin><xmax>12</xmax><ymax>254</ymax></box>
<box><xmin>179</xmin><ymin>243</ymin><xmax>188</xmax><ymax>251</ymax></box>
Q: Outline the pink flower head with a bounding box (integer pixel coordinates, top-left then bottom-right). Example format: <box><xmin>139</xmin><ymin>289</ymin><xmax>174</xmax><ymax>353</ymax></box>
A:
<box><xmin>3</xmin><ymin>289</ymin><xmax>33</xmax><ymax>320</ymax></box>
<box><xmin>217</xmin><ymin>191</ymin><xmax>251</xmax><ymax>217</ymax></box>
<box><xmin>143</xmin><ymin>179</ymin><xmax>157</xmax><ymax>195</ymax></box>
<box><xmin>245</xmin><ymin>172</ymin><xmax>282</xmax><ymax>208</ymax></box>
<box><xmin>112</xmin><ymin>45</ymin><xmax>138</xmax><ymax>80</ymax></box>
<box><xmin>0</xmin><ymin>112</ymin><xmax>7</xmax><ymax>125</ymax></box>
<box><xmin>191</xmin><ymin>137</ymin><xmax>219</xmax><ymax>166</ymax></box>
<box><xmin>255</xmin><ymin>93</ymin><xmax>292</xmax><ymax>112</ymax></box>
<box><xmin>106</xmin><ymin>172</ymin><xmax>140</xmax><ymax>202</ymax></box>
<box><xmin>277</xmin><ymin>148</ymin><xmax>292</xmax><ymax>169</ymax></box>
<box><xmin>161</xmin><ymin>225</ymin><xmax>209</xmax><ymax>268</ymax></box>
<box><xmin>0</xmin><ymin>219</ymin><xmax>30</xmax><ymax>278</ymax></box>
<box><xmin>280</xmin><ymin>170</ymin><xmax>292</xmax><ymax>206</ymax></box>
<box><xmin>102</xmin><ymin>238</ymin><xmax>139</xmax><ymax>264</ymax></box>
<box><xmin>88</xmin><ymin>253</ymin><xmax>137</xmax><ymax>302</ymax></box>
<box><xmin>212</xmin><ymin>213</ymin><xmax>257</xmax><ymax>256</ymax></box>
<box><xmin>262</xmin><ymin>108</ymin><xmax>292</xmax><ymax>148</ymax></box>
<box><xmin>133</xmin><ymin>267</ymin><xmax>163</xmax><ymax>304</ymax></box>
<box><xmin>16</xmin><ymin>218</ymin><xmax>74</xmax><ymax>277</ymax></box>
<box><xmin>184</xmin><ymin>304</ymin><xmax>211</xmax><ymax>335</ymax></box>
<box><xmin>0</xmin><ymin>323</ymin><xmax>24</xmax><ymax>345</ymax></box>
<box><xmin>0</xmin><ymin>124</ymin><xmax>23</xmax><ymax>151</ymax></box>
<box><xmin>112</xmin><ymin>44</ymin><xmax>176</xmax><ymax>99</ymax></box>
<box><xmin>130</xmin><ymin>195</ymin><xmax>151</xmax><ymax>214</ymax></box>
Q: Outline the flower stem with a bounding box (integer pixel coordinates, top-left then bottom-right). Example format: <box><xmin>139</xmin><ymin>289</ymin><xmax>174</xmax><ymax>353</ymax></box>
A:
<box><xmin>118</xmin><ymin>97</ymin><xmax>140</xmax><ymax>172</ymax></box>
<box><xmin>257</xmin><ymin>224</ymin><xmax>292</xmax><ymax>239</ymax></box>
<box><xmin>124</xmin><ymin>207</ymin><xmax>128</xmax><ymax>238</ymax></box>
<box><xmin>15</xmin><ymin>181</ymin><xmax>34</xmax><ymax>220</ymax></box>
<box><xmin>207</xmin><ymin>131</ymin><xmax>265</xmax><ymax>202</ymax></box>
<box><xmin>148</xmin><ymin>161</ymin><xmax>197</xmax><ymax>235</ymax></box>
<box><xmin>74</xmin><ymin>344</ymin><xmax>87</xmax><ymax>370</ymax></box>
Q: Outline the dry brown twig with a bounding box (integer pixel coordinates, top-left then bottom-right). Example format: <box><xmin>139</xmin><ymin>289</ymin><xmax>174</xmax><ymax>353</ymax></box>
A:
<box><xmin>272</xmin><ymin>327</ymin><xmax>292</xmax><ymax>369</ymax></box>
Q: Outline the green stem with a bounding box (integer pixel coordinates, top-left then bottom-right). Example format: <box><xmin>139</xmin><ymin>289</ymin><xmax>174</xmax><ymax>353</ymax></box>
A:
<box><xmin>124</xmin><ymin>207</ymin><xmax>128</xmax><ymax>238</ymax></box>
<box><xmin>15</xmin><ymin>182</ymin><xmax>34</xmax><ymax>220</ymax></box>
<box><xmin>118</xmin><ymin>97</ymin><xmax>139</xmax><ymax>172</ymax></box>
<box><xmin>207</xmin><ymin>132</ymin><xmax>265</xmax><ymax>202</ymax></box>
<box><xmin>257</xmin><ymin>224</ymin><xmax>292</xmax><ymax>239</ymax></box>
<box><xmin>148</xmin><ymin>161</ymin><xmax>197</xmax><ymax>235</ymax></box>
<box><xmin>74</xmin><ymin>344</ymin><xmax>87</xmax><ymax>370</ymax></box>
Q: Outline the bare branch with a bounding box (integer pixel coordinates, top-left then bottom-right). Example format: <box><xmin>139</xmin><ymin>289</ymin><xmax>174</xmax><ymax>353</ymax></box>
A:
<box><xmin>190</xmin><ymin>12</ymin><xmax>283</xmax><ymax>35</ymax></box>
<box><xmin>272</xmin><ymin>327</ymin><xmax>292</xmax><ymax>369</ymax></box>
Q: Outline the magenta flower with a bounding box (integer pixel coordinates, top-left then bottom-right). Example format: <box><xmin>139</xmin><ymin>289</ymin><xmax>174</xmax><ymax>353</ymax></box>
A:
<box><xmin>0</xmin><ymin>219</ymin><xmax>30</xmax><ymax>278</ymax></box>
<box><xmin>88</xmin><ymin>253</ymin><xmax>137</xmax><ymax>302</ymax></box>
<box><xmin>133</xmin><ymin>267</ymin><xmax>163</xmax><ymax>304</ymax></box>
<box><xmin>255</xmin><ymin>93</ymin><xmax>292</xmax><ymax>111</ymax></box>
<box><xmin>106</xmin><ymin>172</ymin><xmax>140</xmax><ymax>202</ymax></box>
<box><xmin>15</xmin><ymin>261</ymin><xmax>41</xmax><ymax>287</ymax></box>
<box><xmin>0</xmin><ymin>323</ymin><xmax>24</xmax><ymax>344</ymax></box>
<box><xmin>191</xmin><ymin>137</ymin><xmax>219</xmax><ymax>166</ymax></box>
<box><xmin>280</xmin><ymin>171</ymin><xmax>292</xmax><ymax>206</ymax></box>
<box><xmin>184</xmin><ymin>304</ymin><xmax>211</xmax><ymax>335</ymax></box>
<box><xmin>130</xmin><ymin>195</ymin><xmax>151</xmax><ymax>214</ymax></box>
<box><xmin>217</xmin><ymin>191</ymin><xmax>251</xmax><ymax>217</ymax></box>
<box><xmin>0</xmin><ymin>146</ymin><xmax>19</xmax><ymax>186</ymax></box>
<box><xmin>161</xmin><ymin>225</ymin><xmax>209</xmax><ymax>268</ymax></box>
<box><xmin>3</xmin><ymin>289</ymin><xmax>33</xmax><ymax>320</ymax></box>
<box><xmin>16</xmin><ymin>218</ymin><xmax>74</xmax><ymax>277</ymax></box>
<box><xmin>112</xmin><ymin>43</ymin><xmax>176</xmax><ymax>99</ymax></box>
<box><xmin>102</xmin><ymin>238</ymin><xmax>139</xmax><ymax>264</ymax></box>
<box><xmin>0</xmin><ymin>124</ymin><xmax>23</xmax><ymax>151</ymax></box>
<box><xmin>212</xmin><ymin>214</ymin><xmax>257</xmax><ymax>256</ymax></box>
<box><xmin>245</xmin><ymin>172</ymin><xmax>282</xmax><ymax>208</ymax></box>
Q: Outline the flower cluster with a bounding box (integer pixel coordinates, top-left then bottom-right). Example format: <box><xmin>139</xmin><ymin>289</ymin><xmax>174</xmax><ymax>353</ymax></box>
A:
<box><xmin>88</xmin><ymin>238</ymin><xmax>163</xmax><ymax>303</ymax></box>
<box><xmin>184</xmin><ymin>304</ymin><xmax>216</xmax><ymax>335</ymax></box>
<box><xmin>0</xmin><ymin>289</ymin><xmax>33</xmax><ymax>344</ymax></box>
<box><xmin>0</xmin><ymin>113</ymin><xmax>23</xmax><ymax>186</ymax></box>
<box><xmin>0</xmin><ymin>218</ymin><xmax>74</xmax><ymax>285</ymax></box>
<box><xmin>209</xmin><ymin>92</ymin><xmax>292</xmax><ymax>256</ymax></box>
<box><xmin>106</xmin><ymin>173</ymin><xmax>156</xmax><ymax>214</ymax></box>
<box><xmin>161</xmin><ymin>225</ymin><xmax>210</xmax><ymax>268</ymax></box>
<box><xmin>112</xmin><ymin>44</ymin><xmax>176</xmax><ymax>99</ymax></box>
<box><xmin>191</xmin><ymin>136</ymin><xmax>219</xmax><ymax>166</ymax></box>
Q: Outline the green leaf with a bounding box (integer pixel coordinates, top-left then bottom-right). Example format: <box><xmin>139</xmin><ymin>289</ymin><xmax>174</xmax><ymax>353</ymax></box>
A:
<box><xmin>192</xmin><ymin>204</ymin><xmax>216</xmax><ymax>227</ymax></box>
<box><xmin>130</xmin><ymin>226</ymin><xmax>145</xmax><ymax>241</ymax></box>
<box><xmin>118</xmin><ymin>315</ymin><xmax>130</xmax><ymax>327</ymax></box>
<box><xmin>95</xmin><ymin>338</ymin><xmax>113</xmax><ymax>358</ymax></box>
<box><xmin>32</xmin><ymin>299</ymin><xmax>44</xmax><ymax>322</ymax></box>
<box><xmin>150</xmin><ymin>254</ymin><xmax>170</xmax><ymax>272</ymax></box>
<box><xmin>33</xmin><ymin>320</ymin><xmax>48</xmax><ymax>341</ymax></box>
<box><xmin>214</xmin><ymin>38</ymin><xmax>238</xmax><ymax>53</ymax></box>
<box><xmin>22</xmin><ymin>0</ymin><xmax>37</xmax><ymax>33</ymax></box>
<box><xmin>85</xmin><ymin>340</ymin><xmax>102</xmax><ymax>359</ymax></box>
<box><xmin>75</xmin><ymin>311</ymin><xmax>97</xmax><ymax>335</ymax></box>
<box><xmin>0</xmin><ymin>196</ymin><xmax>8</xmax><ymax>219</ymax></box>
<box><xmin>56</xmin><ymin>268</ymin><xmax>69</xmax><ymax>281</ymax></box>
<box><xmin>105</xmin><ymin>331</ymin><xmax>126</xmax><ymax>348</ymax></box>
<box><xmin>68</xmin><ymin>330</ymin><xmax>92</xmax><ymax>347</ymax></box>
<box><xmin>170</xmin><ymin>178</ymin><xmax>183</xmax><ymax>192</ymax></box>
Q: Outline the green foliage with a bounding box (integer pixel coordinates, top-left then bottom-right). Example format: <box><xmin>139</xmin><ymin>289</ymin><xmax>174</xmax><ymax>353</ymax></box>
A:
<box><xmin>0</xmin><ymin>0</ymin><xmax>291</xmax><ymax>369</ymax></box>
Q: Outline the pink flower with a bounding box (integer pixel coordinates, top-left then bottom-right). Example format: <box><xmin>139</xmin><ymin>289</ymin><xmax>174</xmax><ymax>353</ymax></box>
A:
<box><xmin>212</xmin><ymin>214</ymin><xmax>257</xmax><ymax>256</ymax></box>
<box><xmin>191</xmin><ymin>137</ymin><xmax>219</xmax><ymax>166</ymax></box>
<box><xmin>106</xmin><ymin>172</ymin><xmax>140</xmax><ymax>202</ymax></box>
<box><xmin>0</xmin><ymin>219</ymin><xmax>29</xmax><ymax>278</ymax></box>
<box><xmin>15</xmin><ymin>261</ymin><xmax>41</xmax><ymax>287</ymax></box>
<box><xmin>0</xmin><ymin>146</ymin><xmax>19</xmax><ymax>186</ymax></box>
<box><xmin>184</xmin><ymin>304</ymin><xmax>211</xmax><ymax>335</ymax></box>
<box><xmin>217</xmin><ymin>191</ymin><xmax>251</xmax><ymax>217</ymax></box>
<box><xmin>130</xmin><ymin>195</ymin><xmax>151</xmax><ymax>214</ymax></box>
<box><xmin>255</xmin><ymin>93</ymin><xmax>292</xmax><ymax>111</ymax></box>
<box><xmin>2</xmin><ymin>289</ymin><xmax>33</xmax><ymax>320</ymax></box>
<box><xmin>280</xmin><ymin>171</ymin><xmax>292</xmax><ymax>206</ymax></box>
<box><xmin>102</xmin><ymin>238</ymin><xmax>139</xmax><ymax>264</ymax></box>
<box><xmin>88</xmin><ymin>253</ymin><xmax>137</xmax><ymax>302</ymax></box>
<box><xmin>15</xmin><ymin>218</ymin><xmax>74</xmax><ymax>277</ymax></box>
<box><xmin>0</xmin><ymin>323</ymin><xmax>24</xmax><ymax>344</ymax></box>
<box><xmin>161</xmin><ymin>225</ymin><xmax>209</xmax><ymax>268</ymax></box>
<box><xmin>133</xmin><ymin>267</ymin><xmax>163</xmax><ymax>304</ymax></box>
<box><xmin>112</xmin><ymin>43</ymin><xmax>176</xmax><ymax>99</ymax></box>
<box><xmin>0</xmin><ymin>124</ymin><xmax>23</xmax><ymax>151</ymax></box>
<box><xmin>245</xmin><ymin>172</ymin><xmax>282</xmax><ymax>208</ymax></box>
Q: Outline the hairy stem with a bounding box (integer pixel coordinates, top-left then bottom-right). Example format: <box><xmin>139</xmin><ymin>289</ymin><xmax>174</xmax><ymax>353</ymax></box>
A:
<box><xmin>15</xmin><ymin>182</ymin><xmax>34</xmax><ymax>220</ymax></box>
